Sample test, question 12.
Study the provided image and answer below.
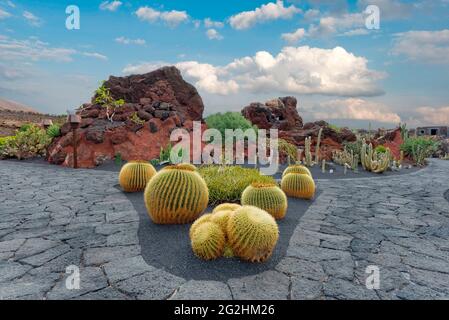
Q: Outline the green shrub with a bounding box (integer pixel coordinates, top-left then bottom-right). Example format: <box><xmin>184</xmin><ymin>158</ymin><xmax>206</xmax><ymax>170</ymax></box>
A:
<box><xmin>375</xmin><ymin>145</ymin><xmax>388</xmax><ymax>154</ymax></box>
<box><xmin>95</xmin><ymin>82</ymin><xmax>125</xmax><ymax>122</ymax></box>
<box><xmin>278</xmin><ymin>139</ymin><xmax>298</xmax><ymax>163</ymax></box>
<box><xmin>19</xmin><ymin>123</ymin><xmax>33</xmax><ymax>132</ymax></box>
<box><xmin>205</xmin><ymin>112</ymin><xmax>257</xmax><ymax>138</ymax></box>
<box><xmin>46</xmin><ymin>124</ymin><xmax>61</xmax><ymax>138</ymax></box>
<box><xmin>198</xmin><ymin>166</ymin><xmax>276</xmax><ymax>206</ymax></box>
<box><xmin>0</xmin><ymin>126</ymin><xmax>51</xmax><ymax>160</ymax></box>
<box><xmin>401</xmin><ymin>137</ymin><xmax>440</xmax><ymax>166</ymax></box>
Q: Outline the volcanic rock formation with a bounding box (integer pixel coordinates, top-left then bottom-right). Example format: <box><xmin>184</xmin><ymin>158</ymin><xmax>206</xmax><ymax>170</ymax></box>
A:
<box><xmin>48</xmin><ymin>66</ymin><xmax>205</xmax><ymax>168</ymax></box>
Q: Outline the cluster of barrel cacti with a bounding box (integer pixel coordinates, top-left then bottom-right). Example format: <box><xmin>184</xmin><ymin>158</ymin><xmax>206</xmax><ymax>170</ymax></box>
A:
<box><xmin>190</xmin><ymin>205</ymin><xmax>279</xmax><ymax>263</ymax></box>
<box><xmin>361</xmin><ymin>141</ymin><xmax>391</xmax><ymax>173</ymax></box>
<box><xmin>280</xmin><ymin>165</ymin><xmax>316</xmax><ymax>200</ymax></box>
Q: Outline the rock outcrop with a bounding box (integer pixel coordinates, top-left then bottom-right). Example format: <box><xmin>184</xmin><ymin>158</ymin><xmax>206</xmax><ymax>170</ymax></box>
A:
<box><xmin>242</xmin><ymin>97</ymin><xmax>357</xmax><ymax>160</ymax></box>
<box><xmin>47</xmin><ymin>66</ymin><xmax>205</xmax><ymax>168</ymax></box>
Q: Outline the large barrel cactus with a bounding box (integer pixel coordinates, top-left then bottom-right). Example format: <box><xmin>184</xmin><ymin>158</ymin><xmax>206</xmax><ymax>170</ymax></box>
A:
<box><xmin>119</xmin><ymin>161</ymin><xmax>157</xmax><ymax>192</ymax></box>
<box><xmin>282</xmin><ymin>165</ymin><xmax>312</xmax><ymax>178</ymax></box>
<box><xmin>190</xmin><ymin>222</ymin><xmax>225</xmax><ymax>261</ymax></box>
<box><xmin>241</xmin><ymin>183</ymin><xmax>288</xmax><ymax>220</ymax></box>
<box><xmin>227</xmin><ymin>206</ymin><xmax>279</xmax><ymax>263</ymax></box>
<box><xmin>281</xmin><ymin>173</ymin><xmax>316</xmax><ymax>199</ymax></box>
<box><xmin>144</xmin><ymin>164</ymin><xmax>209</xmax><ymax>224</ymax></box>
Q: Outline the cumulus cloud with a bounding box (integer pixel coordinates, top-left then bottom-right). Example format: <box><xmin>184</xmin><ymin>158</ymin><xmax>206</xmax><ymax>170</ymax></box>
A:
<box><xmin>99</xmin><ymin>1</ymin><xmax>122</xmax><ymax>12</ymax></box>
<box><xmin>310</xmin><ymin>98</ymin><xmax>401</xmax><ymax>123</ymax></box>
<box><xmin>123</xmin><ymin>46</ymin><xmax>385</xmax><ymax>97</ymax></box>
<box><xmin>115</xmin><ymin>36</ymin><xmax>146</xmax><ymax>45</ymax></box>
<box><xmin>308</xmin><ymin>13</ymin><xmax>365</xmax><ymax>37</ymax></box>
<box><xmin>206</xmin><ymin>29</ymin><xmax>223</xmax><ymax>40</ymax></box>
<box><xmin>412</xmin><ymin>106</ymin><xmax>449</xmax><ymax>126</ymax></box>
<box><xmin>204</xmin><ymin>18</ymin><xmax>224</xmax><ymax>28</ymax></box>
<box><xmin>135</xmin><ymin>6</ymin><xmax>188</xmax><ymax>27</ymax></box>
<box><xmin>82</xmin><ymin>52</ymin><xmax>108</xmax><ymax>61</ymax></box>
<box><xmin>391</xmin><ymin>29</ymin><xmax>449</xmax><ymax>64</ymax></box>
<box><xmin>229</xmin><ymin>0</ymin><xmax>301</xmax><ymax>30</ymax></box>
<box><xmin>0</xmin><ymin>8</ymin><xmax>11</xmax><ymax>19</ymax></box>
<box><xmin>281</xmin><ymin>28</ymin><xmax>306</xmax><ymax>43</ymax></box>
<box><xmin>23</xmin><ymin>11</ymin><xmax>42</xmax><ymax>27</ymax></box>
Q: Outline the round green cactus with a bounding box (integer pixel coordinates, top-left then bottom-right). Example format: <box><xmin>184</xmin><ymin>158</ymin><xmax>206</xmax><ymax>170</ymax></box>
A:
<box><xmin>241</xmin><ymin>183</ymin><xmax>288</xmax><ymax>220</ymax></box>
<box><xmin>119</xmin><ymin>161</ymin><xmax>157</xmax><ymax>193</ymax></box>
<box><xmin>227</xmin><ymin>206</ymin><xmax>279</xmax><ymax>263</ymax></box>
<box><xmin>190</xmin><ymin>222</ymin><xmax>225</xmax><ymax>261</ymax></box>
<box><xmin>282</xmin><ymin>165</ymin><xmax>312</xmax><ymax>178</ymax></box>
<box><xmin>212</xmin><ymin>203</ymin><xmax>241</xmax><ymax>214</ymax></box>
<box><xmin>144</xmin><ymin>164</ymin><xmax>209</xmax><ymax>224</ymax></box>
<box><xmin>189</xmin><ymin>214</ymin><xmax>213</xmax><ymax>239</ymax></box>
<box><xmin>210</xmin><ymin>210</ymin><xmax>233</xmax><ymax>233</ymax></box>
<box><xmin>281</xmin><ymin>173</ymin><xmax>316</xmax><ymax>199</ymax></box>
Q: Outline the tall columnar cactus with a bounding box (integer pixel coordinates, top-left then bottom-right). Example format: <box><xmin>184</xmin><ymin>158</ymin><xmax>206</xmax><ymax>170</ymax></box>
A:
<box><xmin>304</xmin><ymin>137</ymin><xmax>313</xmax><ymax>167</ymax></box>
<box><xmin>119</xmin><ymin>161</ymin><xmax>157</xmax><ymax>193</ymax></box>
<box><xmin>241</xmin><ymin>183</ymin><xmax>288</xmax><ymax>220</ymax></box>
<box><xmin>212</xmin><ymin>203</ymin><xmax>241</xmax><ymax>214</ymax></box>
<box><xmin>227</xmin><ymin>206</ymin><xmax>279</xmax><ymax>263</ymax></box>
<box><xmin>144</xmin><ymin>164</ymin><xmax>209</xmax><ymax>224</ymax></box>
<box><xmin>282</xmin><ymin>165</ymin><xmax>312</xmax><ymax>178</ymax></box>
<box><xmin>361</xmin><ymin>141</ymin><xmax>390</xmax><ymax>173</ymax></box>
<box><xmin>190</xmin><ymin>222</ymin><xmax>225</xmax><ymax>261</ymax></box>
<box><xmin>281</xmin><ymin>173</ymin><xmax>316</xmax><ymax>199</ymax></box>
<box><xmin>315</xmin><ymin>128</ymin><xmax>323</xmax><ymax>163</ymax></box>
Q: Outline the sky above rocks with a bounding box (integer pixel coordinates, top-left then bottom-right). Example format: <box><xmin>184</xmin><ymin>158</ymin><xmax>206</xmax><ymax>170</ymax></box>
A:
<box><xmin>0</xmin><ymin>0</ymin><xmax>448</xmax><ymax>128</ymax></box>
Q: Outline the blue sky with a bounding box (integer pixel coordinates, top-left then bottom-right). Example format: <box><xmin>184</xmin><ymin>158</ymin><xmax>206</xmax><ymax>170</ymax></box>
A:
<box><xmin>0</xmin><ymin>0</ymin><xmax>448</xmax><ymax>128</ymax></box>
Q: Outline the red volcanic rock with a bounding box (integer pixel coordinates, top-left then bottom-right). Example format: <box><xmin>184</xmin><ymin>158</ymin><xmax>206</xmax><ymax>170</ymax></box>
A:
<box><xmin>242</xmin><ymin>97</ymin><xmax>303</xmax><ymax>131</ymax></box>
<box><xmin>375</xmin><ymin>128</ymin><xmax>403</xmax><ymax>160</ymax></box>
<box><xmin>47</xmin><ymin>66</ymin><xmax>206</xmax><ymax>168</ymax></box>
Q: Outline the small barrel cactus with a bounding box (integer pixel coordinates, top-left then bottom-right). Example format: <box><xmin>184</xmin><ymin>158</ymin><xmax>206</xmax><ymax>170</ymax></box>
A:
<box><xmin>144</xmin><ymin>164</ymin><xmax>209</xmax><ymax>224</ymax></box>
<box><xmin>227</xmin><ymin>206</ymin><xmax>279</xmax><ymax>263</ymax></box>
<box><xmin>241</xmin><ymin>183</ymin><xmax>288</xmax><ymax>220</ymax></box>
<box><xmin>212</xmin><ymin>203</ymin><xmax>241</xmax><ymax>214</ymax></box>
<box><xmin>281</xmin><ymin>173</ymin><xmax>316</xmax><ymax>199</ymax></box>
<box><xmin>282</xmin><ymin>165</ymin><xmax>312</xmax><ymax>178</ymax></box>
<box><xmin>189</xmin><ymin>214</ymin><xmax>213</xmax><ymax>238</ymax></box>
<box><xmin>190</xmin><ymin>222</ymin><xmax>225</xmax><ymax>261</ymax></box>
<box><xmin>119</xmin><ymin>161</ymin><xmax>157</xmax><ymax>193</ymax></box>
<box><xmin>171</xmin><ymin>163</ymin><xmax>197</xmax><ymax>172</ymax></box>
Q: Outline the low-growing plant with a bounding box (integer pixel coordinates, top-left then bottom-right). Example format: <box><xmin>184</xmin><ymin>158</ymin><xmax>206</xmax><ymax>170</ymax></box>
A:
<box><xmin>46</xmin><ymin>124</ymin><xmax>61</xmax><ymax>138</ymax></box>
<box><xmin>205</xmin><ymin>112</ymin><xmax>257</xmax><ymax>138</ymax></box>
<box><xmin>198</xmin><ymin>166</ymin><xmax>276</xmax><ymax>206</ymax></box>
<box><xmin>400</xmin><ymin>137</ymin><xmax>440</xmax><ymax>166</ymax></box>
<box><xmin>375</xmin><ymin>145</ymin><xmax>388</xmax><ymax>154</ymax></box>
<box><xmin>0</xmin><ymin>125</ymin><xmax>51</xmax><ymax>160</ymax></box>
<box><xmin>95</xmin><ymin>82</ymin><xmax>125</xmax><ymax>122</ymax></box>
<box><xmin>130</xmin><ymin>112</ymin><xmax>145</xmax><ymax>125</ymax></box>
<box><xmin>19</xmin><ymin>123</ymin><xmax>33</xmax><ymax>132</ymax></box>
<box><xmin>278</xmin><ymin>138</ymin><xmax>298</xmax><ymax>164</ymax></box>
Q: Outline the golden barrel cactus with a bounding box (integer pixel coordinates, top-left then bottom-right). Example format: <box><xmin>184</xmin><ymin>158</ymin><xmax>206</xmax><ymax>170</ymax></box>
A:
<box><xmin>144</xmin><ymin>164</ymin><xmax>209</xmax><ymax>224</ymax></box>
<box><xmin>241</xmin><ymin>183</ymin><xmax>288</xmax><ymax>220</ymax></box>
<box><xmin>227</xmin><ymin>206</ymin><xmax>279</xmax><ymax>263</ymax></box>
<box><xmin>212</xmin><ymin>203</ymin><xmax>241</xmax><ymax>214</ymax></box>
<box><xmin>282</xmin><ymin>165</ymin><xmax>312</xmax><ymax>178</ymax></box>
<box><xmin>281</xmin><ymin>173</ymin><xmax>316</xmax><ymax>199</ymax></box>
<box><xmin>189</xmin><ymin>214</ymin><xmax>213</xmax><ymax>238</ymax></box>
<box><xmin>190</xmin><ymin>222</ymin><xmax>225</xmax><ymax>261</ymax></box>
<box><xmin>119</xmin><ymin>161</ymin><xmax>157</xmax><ymax>193</ymax></box>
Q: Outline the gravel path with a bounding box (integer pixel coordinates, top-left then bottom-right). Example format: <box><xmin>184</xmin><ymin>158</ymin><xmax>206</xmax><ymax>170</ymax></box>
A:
<box><xmin>0</xmin><ymin>160</ymin><xmax>448</xmax><ymax>300</ymax></box>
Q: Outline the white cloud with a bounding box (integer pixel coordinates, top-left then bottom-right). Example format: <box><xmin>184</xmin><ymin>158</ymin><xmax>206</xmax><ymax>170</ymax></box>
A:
<box><xmin>204</xmin><ymin>18</ymin><xmax>224</xmax><ymax>28</ymax></box>
<box><xmin>23</xmin><ymin>11</ymin><xmax>42</xmax><ymax>27</ymax></box>
<box><xmin>0</xmin><ymin>8</ymin><xmax>11</xmax><ymax>19</ymax></box>
<box><xmin>206</xmin><ymin>29</ymin><xmax>223</xmax><ymax>40</ymax></box>
<box><xmin>135</xmin><ymin>6</ymin><xmax>188</xmax><ymax>27</ymax></box>
<box><xmin>281</xmin><ymin>28</ymin><xmax>306</xmax><ymax>43</ymax></box>
<box><xmin>340</xmin><ymin>28</ymin><xmax>370</xmax><ymax>37</ymax></box>
<box><xmin>308</xmin><ymin>13</ymin><xmax>365</xmax><ymax>37</ymax></box>
<box><xmin>413</xmin><ymin>106</ymin><xmax>449</xmax><ymax>126</ymax></box>
<box><xmin>391</xmin><ymin>29</ymin><xmax>449</xmax><ymax>64</ymax></box>
<box><xmin>123</xmin><ymin>45</ymin><xmax>385</xmax><ymax>97</ymax></box>
<box><xmin>82</xmin><ymin>52</ymin><xmax>108</xmax><ymax>60</ymax></box>
<box><xmin>99</xmin><ymin>1</ymin><xmax>122</xmax><ymax>12</ymax></box>
<box><xmin>229</xmin><ymin>0</ymin><xmax>301</xmax><ymax>30</ymax></box>
<box><xmin>310</xmin><ymin>98</ymin><xmax>401</xmax><ymax>123</ymax></box>
<box><xmin>304</xmin><ymin>9</ymin><xmax>320</xmax><ymax>21</ymax></box>
<box><xmin>115</xmin><ymin>36</ymin><xmax>146</xmax><ymax>45</ymax></box>
<box><xmin>358</xmin><ymin>0</ymin><xmax>413</xmax><ymax>20</ymax></box>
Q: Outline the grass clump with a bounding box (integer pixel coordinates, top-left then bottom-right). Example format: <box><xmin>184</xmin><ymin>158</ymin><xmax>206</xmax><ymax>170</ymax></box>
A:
<box><xmin>198</xmin><ymin>165</ymin><xmax>276</xmax><ymax>206</ymax></box>
<box><xmin>205</xmin><ymin>112</ymin><xmax>257</xmax><ymax>138</ymax></box>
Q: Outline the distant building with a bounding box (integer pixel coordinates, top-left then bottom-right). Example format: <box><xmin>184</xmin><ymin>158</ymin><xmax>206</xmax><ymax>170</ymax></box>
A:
<box><xmin>416</xmin><ymin>126</ymin><xmax>448</xmax><ymax>137</ymax></box>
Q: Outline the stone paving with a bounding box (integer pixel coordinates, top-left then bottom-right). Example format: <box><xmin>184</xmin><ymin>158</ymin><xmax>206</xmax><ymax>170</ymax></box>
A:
<box><xmin>0</xmin><ymin>160</ymin><xmax>448</xmax><ymax>300</ymax></box>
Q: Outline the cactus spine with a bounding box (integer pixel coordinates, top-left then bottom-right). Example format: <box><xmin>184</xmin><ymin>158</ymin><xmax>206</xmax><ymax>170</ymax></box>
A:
<box><xmin>281</xmin><ymin>173</ymin><xmax>316</xmax><ymax>199</ymax></box>
<box><xmin>227</xmin><ymin>206</ymin><xmax>279</xmax><ymax>263</ymax></box>
<box><xmin>190</xmin><ymin>222</ymin><xmax>225</xmax><ymax>261</ymax></box>
<box><xmin>241</xmin><ymin>183</ymin><xmax>288</xmax><ymax>220</ymax></box>
<box><xmin>119</xmin><ymin>161</ymin><xmax>157</xmax><ymax>192</ymax></box>
<box><xmin>144</xmin><ymin>164</ymin><xmax>209</xmax><ymax>224</ymax></box>
<box><xmin>282</xmin><ymin>165</ymin><xmax>312</xmax><ymax>178</ymax></box>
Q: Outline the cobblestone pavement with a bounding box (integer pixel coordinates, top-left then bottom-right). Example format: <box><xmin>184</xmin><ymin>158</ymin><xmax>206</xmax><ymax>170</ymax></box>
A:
<box><xmin>0</xmin><ymin>160</ymin><xmax>448</xmax><ymax>300</ymax></box>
